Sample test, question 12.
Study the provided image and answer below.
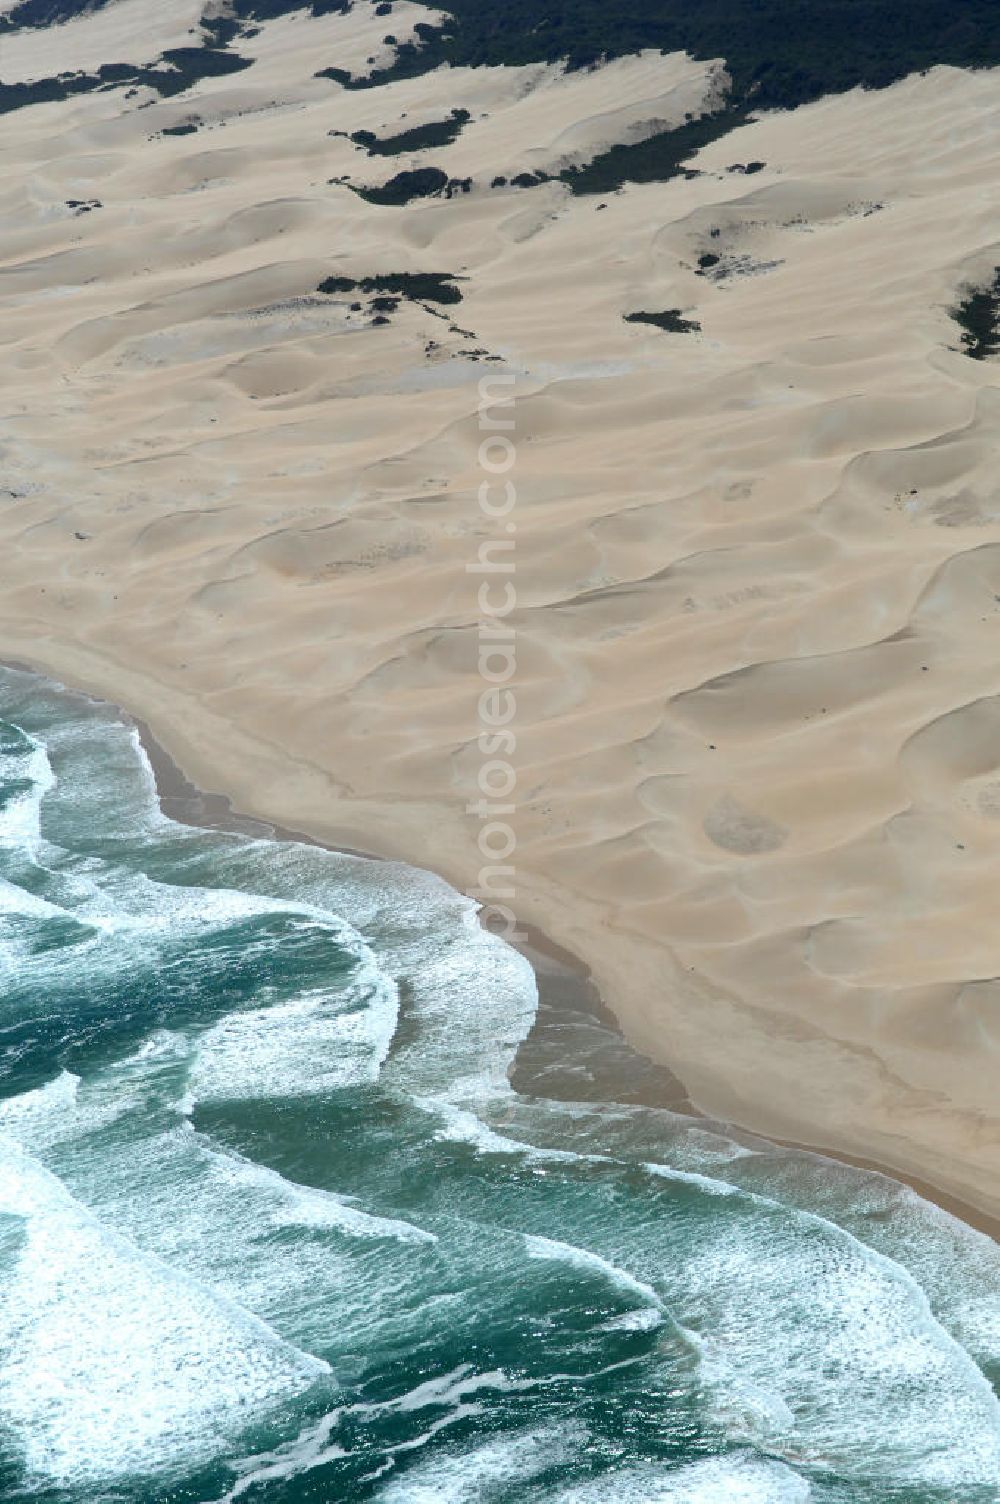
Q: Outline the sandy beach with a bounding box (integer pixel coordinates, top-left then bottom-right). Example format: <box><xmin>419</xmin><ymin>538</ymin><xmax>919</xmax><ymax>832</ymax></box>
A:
<box><xmin>2</xmin><ymin>3</ymin><xmax>1000</xmax><ymax>1220</ymax></box>
<box><xmin>128</xmin><ymin>693</ymin><xmax>1000</xmax><ymax>1243</ymax></box>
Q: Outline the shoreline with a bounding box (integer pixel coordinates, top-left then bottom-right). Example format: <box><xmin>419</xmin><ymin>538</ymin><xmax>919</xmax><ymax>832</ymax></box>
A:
<box><xmin>133</xmin><ymin>693</ymin><xmax>1000</xmax><ymax>1239</ymax></box>
<box><xmin>6</xmin><ymin>655</ymin><xmax>995</xmax><ymax>1242</ymax></box>
<box><xmin>131</xmin><ymin>696</ymin><xmax>697</xmax><ymax>1119</ymax></box>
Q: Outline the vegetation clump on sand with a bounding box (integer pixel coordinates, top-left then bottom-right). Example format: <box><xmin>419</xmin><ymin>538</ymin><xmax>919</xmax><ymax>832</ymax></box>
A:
<box><xmin>351</xmin><ymin>167</ymin><xmax>472</xmax><ymax>204</ymax></box>
<box><xmin>317</xmin><ymin>272</ymin><xmax>464</xmax><ymax>304</ymax></box>
<box><xmin>951</xmin><ymin>271</ymin><xmax>1000</xmax><ymax>359</ymax></box>
<box><xmin>0</xmin><ymin>47</ymin><xmax>252</xmax><ymax>116</ymax></box>
<box><xmin>229</xmin><ymin>0</ymin><xmax>351</xmax><ymax>18</ymax></box>
<box><xmin>0</xmin><ymin>0</ymin><xmax>112</xmax><ymax>24</ymax></box>
<box><xmin>558</xmin><ymin>109</ymin><xmax>749</xmax><ymax>195</ymax></box>
<box><xmin>316</xmin><ymin>66</ymin><xmax>354</xmax><ymax>86</ymax></box>
<box><xmin>624</xmin><ymin>309</ymin><xmax>701</xmax><ymax>333</ymax></box>
<box><xmin>343</xmin><ymin>108</ymin><xmax>470</xmax><ymax>155</ymax></box>
<box><xmin>0</xmin><ymin>0</ymin><xmax>336</xmax><ymax>115</ymax></box>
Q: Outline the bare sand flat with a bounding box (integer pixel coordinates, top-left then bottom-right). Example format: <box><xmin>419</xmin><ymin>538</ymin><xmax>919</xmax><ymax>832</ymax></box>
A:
<box><xmin>2</xmin><ymin>5</ymin><xmax>1000</xmax><ymax>1216</ymax></box>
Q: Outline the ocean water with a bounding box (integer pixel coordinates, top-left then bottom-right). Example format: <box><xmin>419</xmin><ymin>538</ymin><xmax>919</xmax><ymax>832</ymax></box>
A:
<box><xmin>0</xmin><ymin>666</ymin><xmax>999</xmax><ymax>1504</ymax></box>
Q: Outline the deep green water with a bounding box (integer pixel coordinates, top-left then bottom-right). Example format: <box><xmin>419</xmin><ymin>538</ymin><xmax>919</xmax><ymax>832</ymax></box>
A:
<box><xmin>1</xmin><ymin>666</ymin><xmax>999</xmax><ymax>1504</ymax></box>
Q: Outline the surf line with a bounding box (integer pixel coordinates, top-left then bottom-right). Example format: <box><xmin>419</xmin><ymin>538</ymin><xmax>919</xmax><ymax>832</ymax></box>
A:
<box><xmin>465</xmin><ymin>372</ymin><xmax>525</xmax><ymax>942</ymax></box>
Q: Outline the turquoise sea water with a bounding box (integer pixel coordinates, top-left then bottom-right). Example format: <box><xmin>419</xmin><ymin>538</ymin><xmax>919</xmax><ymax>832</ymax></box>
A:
<box><xmin>1</xmin><ymin>665</ymin><xmax>999</xmax><ymax>1504</ymax></box>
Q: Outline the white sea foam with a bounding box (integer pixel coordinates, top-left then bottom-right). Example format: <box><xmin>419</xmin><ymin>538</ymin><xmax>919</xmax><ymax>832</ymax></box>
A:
<box><xmin>392</xmin><ymin>1364</ymin><xmax>516</xmax><ymax>1411</ymax></box>
<box><xmin>601</xmin><ymin>1306</ymin><xmax>665</xmax><ymax>1333</ymax></box>
<box><xmin>549</xmin><ymin>1455</ymin><xmax>811</xmax><ymax>1503</ymax></box>
<box><xmin>668</xmin><ymin>1183</ymin><xmax>1000</xmax><ymax>1487</ymax></box>
<box><xmin>505</xmin><ymin>1158</ymin><xmax>1000</xmax><ymax>1490</ymax></box>
<box><xmin>0</xmin><ymin>1136</ymin><xmax>329</xmax><ymax>1489</ymax></box>
<box><xmin>204</xmin><ymin>1145</ymin><xmax>436</xmax><ymax>1245</ymax></box>
<box><xmin>2</xmin><ymin>1034</ymin><xmax>197</xmax><ymax>1160</ymax></box>
<box><xmin>0</xmin><ymin>731</ymin><xmax>55</xmax><ymax>857</ymax></box>
<box><xmin>0</xmin><ymin>1070</ymin><xmax>83</xmax><ymax>1148</ymax></box>
<box><xmin>186</xmin><ymin>971</ymin><xmax>398</xmax><ymax>1102</ymax></box>
<box><xmin>211</xmin><ymin>1414</ymin><xmax>351</xmax><ymax>1502</ymax></box>
<box><xmin>810</xmin><ymin>1170</ymin><xmax>1000</xmax><ymax>1374</ymax></box>
<box><xmin>70</xmin><ymin>867</ymin><xmax>338</xmax><ymax>935</ymax></box>
<box><xmin>0</xmin><ymin>877</ymin><xmax>79</xmax><ymax>984</ymax></box>
<box><xmin>128</xmin><ymin>723</ymin><xmax>175</xmax><ymax>828</ymax></box>
<box><xmin>524</xmin><ymin>1234</ymin><xmax>666</xmax><ymax>1318</ymax></box>
<box><xmin>642</xmin><ymin>1161</ymin><xmax>743</xmax><ymax>1197</ymax></box>
<box><xmin>675</xmin><ymin>1132</ymin><xmax>1000</xmax><ymax>1339</ymax></box>
<box><xmin>12</xmin><ymin>1091</ymin><xmax>439</xmax><ymax>1375</ymax></box>
<box><xmin>424</xmin><ymin>1095</ymin><xmax>580</xmax><ymax>1162</ymax></box>
<box><xmin>209</xmin><ymin>1370</ymin><xmax>541</xmax><ymax>1502</ymax></box>
<box><xmin>373</xmin><ymin>894</ymin><xmax>538</xmax><ymax>1100</ymax></box>
<box><xmin>374</xmin><ymin>1423</ymin><xmax>590</xmax><ymax>1502</ymax></box>
<box><xmin>0</xmin><ymin>876</ymin><xmax>65</xmax><ymax>920</ymax></box>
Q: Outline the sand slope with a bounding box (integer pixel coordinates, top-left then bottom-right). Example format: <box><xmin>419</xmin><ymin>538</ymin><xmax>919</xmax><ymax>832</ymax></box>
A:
<box><xmin>2</xmin><ymin>5</ymin><xmax>1000</xmax><ymax>1214</ymax></box>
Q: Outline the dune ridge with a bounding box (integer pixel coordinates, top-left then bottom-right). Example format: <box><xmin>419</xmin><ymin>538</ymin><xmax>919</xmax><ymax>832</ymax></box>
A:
<box><xmin>2</xmin><ymin>4</ymin><xmax>1000</xmax><ymax>1215</ymax></box>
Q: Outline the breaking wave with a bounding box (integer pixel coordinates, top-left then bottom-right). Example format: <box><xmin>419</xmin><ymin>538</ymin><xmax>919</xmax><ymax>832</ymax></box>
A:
<box><xmin>0</xmin><ymin>665</ymin><xmax>998</xmax><ymax>1504</ymax></box>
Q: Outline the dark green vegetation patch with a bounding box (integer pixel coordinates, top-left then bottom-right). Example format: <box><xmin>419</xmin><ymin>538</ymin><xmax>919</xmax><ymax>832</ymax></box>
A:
<box><xmin>951</xmin><ymin>270</ymin><xmax>1000</xmax><ymax>360</ymax></box>
<box><xmin>0</xmin><ymin>48</ymin><xmax>252</xmax><ymax>117</ymax></box>
<box><xmin>0</xmin><ymin>0</ymin><xmax>350</xmax><ymax>22</ymax></box>
<box><xmin>559</xmin><ymin>109</ymin><xmax>749</xmax><ymax>196</ymax></box>
<box><xmin>317</xmin><ymin>272</ymin><xmax>464</xmax><ymax>304</ymax></box>
<box><xmin>345</xmin><ymin>0</ymin><xmax>1000</xmax><ymax>111</ymax></box>
<box><xmin>229</xmin><ymin>0</ymin><xmax>352</xmax><ymax>19</ymax></box>
<box><xmin>350</xmin><ymin>167</ymin><xmax>472</xmax><ymax>204</ymax></box>
<box><xmin>0</xmin><ymin>0</ymin><xmax>112</xmax><ymax>25</ymax></box>
<box><xmin>0</xmin><ymin>0</ymin><xmax>339</xmax><ymax>115</ymax></box>
<box><xmin>624</xmin><ymin>309</ymin><xmax>701</xmax><ymax>334</ymax></box>
<box><xmin>9</xmin><ymin>0</ymin><xmax>1000</xmax><ymax>112</ymax></box>
<box><xmin>316</xmin><ymin>66</ymin><xmax>355</xmax><ymax>86</ymax></box>
<box><xmin>342</xmin><ymin>108</ymin><xmax>470</xmax><ymax>156</ymax></box>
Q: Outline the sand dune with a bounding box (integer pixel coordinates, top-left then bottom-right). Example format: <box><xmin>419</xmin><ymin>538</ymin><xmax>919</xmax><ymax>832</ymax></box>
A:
<box><xmin>0</xmin><ymin>0</ymin><xmax>205</xmax><ymax>81</ymax></box>
<box><xmin>2</xmin><ymin>4</ymin><xmax>1000</xmax><ymax>1215</ymax></box>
